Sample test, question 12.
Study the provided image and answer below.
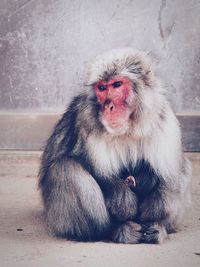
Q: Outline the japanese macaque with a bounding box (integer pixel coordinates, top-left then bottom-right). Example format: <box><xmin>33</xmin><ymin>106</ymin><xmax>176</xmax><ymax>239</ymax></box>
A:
<box><xmin>39</xmin><ymin>48</ymin><xmax>191</xmax><ymax>244</ymax></box>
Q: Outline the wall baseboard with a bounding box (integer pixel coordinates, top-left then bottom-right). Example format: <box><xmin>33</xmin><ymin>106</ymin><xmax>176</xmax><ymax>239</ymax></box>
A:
<box><xmin>0</xmin><ymin>113</ymin><xmax>199</xmax><ymax>151</ymax></box>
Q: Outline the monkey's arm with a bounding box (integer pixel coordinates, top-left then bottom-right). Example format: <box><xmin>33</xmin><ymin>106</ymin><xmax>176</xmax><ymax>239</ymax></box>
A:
<box><xmin>138</xmin><ymin>184</ymin><xmax>168</xmax><ymax>222</ymax></box>
<box><xmin>137</xmin><ymin>110</ymin><xmax>191</xmax><ymax>234</ymax></box>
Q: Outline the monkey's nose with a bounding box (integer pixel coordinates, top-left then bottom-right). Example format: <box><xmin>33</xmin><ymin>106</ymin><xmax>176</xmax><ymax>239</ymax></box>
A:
<box><xmin>108</xmin><ymin>103</ymin><xmax>114</xmax><ymax>112</ymax></box>
<box><xmin>104</xmin><ymin>99</ymin><xmax>115</xmax><ymax>112</ymax></box>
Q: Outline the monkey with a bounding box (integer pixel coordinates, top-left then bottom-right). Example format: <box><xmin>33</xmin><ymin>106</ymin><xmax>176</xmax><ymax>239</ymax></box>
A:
<box><xmin>39</xmin><ymin>48</ymin><xmax>191</xmax><ymax>244</ymax></box>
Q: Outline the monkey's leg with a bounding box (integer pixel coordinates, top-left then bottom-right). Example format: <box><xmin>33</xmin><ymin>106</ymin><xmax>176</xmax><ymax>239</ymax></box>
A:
<box><xmin>102</xmin><ymin>179</ymin><xmax>140</xmax><ymax>244</ymax></box>
<box><xmin>41</xmin><ymin>159</ymin><xmax>111</xmax><ymax>241</ymax></box>
<box><xmin>111</xmin><ymin>185</ymin><xmax>170</xmax><ymax>243</ymax></box>
<box><xmin>138</xmin><ymin>188</ymin><xmax>179</xmax><ymax>244</ymax></box>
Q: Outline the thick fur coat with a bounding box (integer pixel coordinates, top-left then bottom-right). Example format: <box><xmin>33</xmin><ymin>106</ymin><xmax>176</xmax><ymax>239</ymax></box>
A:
<box><xmin>39</xmin><ymin>48</ymin><xmax>191</xmax><ymax>243</ymax></box>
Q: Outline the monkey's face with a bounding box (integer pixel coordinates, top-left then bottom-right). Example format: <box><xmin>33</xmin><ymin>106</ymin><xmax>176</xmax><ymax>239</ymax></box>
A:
<box><xmin>94</xmin><ymin>76</ymin><xmax>135</xmax><ymax>135</ymax></box>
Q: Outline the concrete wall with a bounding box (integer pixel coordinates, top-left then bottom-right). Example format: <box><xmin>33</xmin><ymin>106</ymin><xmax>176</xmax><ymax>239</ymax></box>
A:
<box><xmin>0</xmin><ymin>0</ymin><xmax>199</xmax><ymax>150</ymax></box>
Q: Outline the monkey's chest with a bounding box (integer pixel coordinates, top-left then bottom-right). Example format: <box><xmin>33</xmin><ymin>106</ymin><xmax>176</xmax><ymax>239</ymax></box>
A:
<box><xmin>86</xmin><ymin>134</ymin><xmax>138</xmax><ymax>175</ymax></box>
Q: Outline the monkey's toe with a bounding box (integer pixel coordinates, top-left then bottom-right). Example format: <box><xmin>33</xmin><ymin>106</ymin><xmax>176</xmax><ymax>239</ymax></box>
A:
<box><xmin>112</xmin><ymin>221</ymin><xmax>142</xmax><ymax>244</ymax></box>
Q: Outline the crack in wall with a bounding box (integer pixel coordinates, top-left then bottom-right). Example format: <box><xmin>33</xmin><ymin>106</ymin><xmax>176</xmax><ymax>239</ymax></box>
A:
<box><xmin>158</xmin><ymin>0</ymin><xmax>167</xmax><ymax>40</ymax></box>
<box><xmin>8</xmin><ymin>0</ymin><xmax>36</xmax><ymax>19</ymax></box>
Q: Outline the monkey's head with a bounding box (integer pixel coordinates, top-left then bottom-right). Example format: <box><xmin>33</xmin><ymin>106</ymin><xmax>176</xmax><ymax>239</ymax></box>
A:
<box><xmin>86</xmin><ymin>48</ymin><xmax>159</xmax><ymax>135</ymax></box>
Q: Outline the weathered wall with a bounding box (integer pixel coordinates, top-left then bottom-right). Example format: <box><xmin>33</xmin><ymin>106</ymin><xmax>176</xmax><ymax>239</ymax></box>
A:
<box><xmin>0</xmin><ymin>0</ymin><xmax>200</xmax><ymax>113</ymax></box>
<box><xmin>0</xmin><ymin>0</ymin><xmax>199</xmax><ymax>150</ymax></box>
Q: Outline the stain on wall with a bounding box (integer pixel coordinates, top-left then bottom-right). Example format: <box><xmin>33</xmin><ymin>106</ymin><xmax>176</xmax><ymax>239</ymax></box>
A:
<box><xmin>0</xmin><ymin>0</ymin><xmax>200</xmax><ymax>113</ymax></box>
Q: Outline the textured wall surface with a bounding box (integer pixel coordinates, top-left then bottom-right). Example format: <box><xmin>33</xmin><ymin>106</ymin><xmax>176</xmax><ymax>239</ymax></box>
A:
<box><xmin>0</xmin><ymin>0</ymin><xmax>200</xmax><ymax>113</ymax></box>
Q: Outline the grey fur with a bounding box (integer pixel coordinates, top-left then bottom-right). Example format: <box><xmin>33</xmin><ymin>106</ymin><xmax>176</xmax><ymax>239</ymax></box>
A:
<box><xmin>39</xmin><ymin>48</ymin><xmax>191</xmax><ymax>243</ymax></box>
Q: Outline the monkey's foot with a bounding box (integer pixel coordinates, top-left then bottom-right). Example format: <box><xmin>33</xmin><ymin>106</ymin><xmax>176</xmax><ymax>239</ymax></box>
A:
<box><xmin>112</xmin><ymin>221</ymin><xmax>142</xmax><ymax>244</ymax></box>
<box><xmin>141</xmin><ymin>223</ymin><xmax>167</xmax><ymax>244</ymax></box>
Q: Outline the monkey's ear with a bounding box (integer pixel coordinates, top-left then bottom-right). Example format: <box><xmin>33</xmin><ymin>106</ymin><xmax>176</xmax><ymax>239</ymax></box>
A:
<box><xmin>125</xmin><ymin>51</ymin><xmax>153</xmax><ymax>76</ymax></box>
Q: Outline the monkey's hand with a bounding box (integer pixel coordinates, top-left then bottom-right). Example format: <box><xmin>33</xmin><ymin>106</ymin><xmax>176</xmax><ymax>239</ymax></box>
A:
<box><xmin>105</xmin><ymin>181</ymin><xmax>138</xmax><ymax>222</ymax></box>
<box><xmin>125</xmin><ymin>175</ymin><xmax>136</xmax><ymax>189</ymax></box>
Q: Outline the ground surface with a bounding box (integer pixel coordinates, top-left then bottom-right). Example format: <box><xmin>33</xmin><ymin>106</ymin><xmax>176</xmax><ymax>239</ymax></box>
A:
<box><xmin>0</xmin><ymin>151</ymin><xmax>199</xmax><ymax>267</ymax></box>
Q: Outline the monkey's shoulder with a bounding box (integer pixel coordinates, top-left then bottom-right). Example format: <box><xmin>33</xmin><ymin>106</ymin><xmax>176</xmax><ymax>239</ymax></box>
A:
<box><xmin>44</xmin><ymin>93</ymin><xmax>101</xmax><ymax>159</ymax></box>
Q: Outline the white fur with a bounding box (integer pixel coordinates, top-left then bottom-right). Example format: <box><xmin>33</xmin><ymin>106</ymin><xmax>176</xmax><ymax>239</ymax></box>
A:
<box><xmin>85</xmin><ymin>47</ymin><xmax>191</xmax><ymax>228</ymax></box>
<box><xmin>87</xmin><ymin>105</ymin><xmax>182</xmax><ymax>184</ymax></box>
<box><xmin>85</xmin><ymin>47</ymin><xmax>151</xmax><ymax>85</ymax></box>
<box><xmin>86</xmin><ymin>133</ymin><xmax>139</xmax><ymax>177</ymax></box>
<box><xmin>85</xmin><ymin>48</ymin><xmax>183</xmax><ymax>181</ymax></box>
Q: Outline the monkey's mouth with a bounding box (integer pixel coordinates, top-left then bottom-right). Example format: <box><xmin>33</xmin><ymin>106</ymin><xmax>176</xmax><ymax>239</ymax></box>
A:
<box><xmin>101</xmin><ymin>100</ymin><xmax>132</xmax><ymax>134</ymax></box>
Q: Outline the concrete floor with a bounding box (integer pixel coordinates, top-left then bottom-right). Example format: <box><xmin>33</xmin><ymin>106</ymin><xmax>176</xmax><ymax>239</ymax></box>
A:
<box><xmin>0</xmin><ymin>151</ymin><xmax>199</xmax><ymax>267</ymax></box>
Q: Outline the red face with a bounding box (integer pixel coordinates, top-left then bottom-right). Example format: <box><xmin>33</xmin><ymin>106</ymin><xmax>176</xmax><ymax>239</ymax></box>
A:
<box><xmin>94</xmin><ymin>76</ymin><xmax>135</xmax><ymax>134</ymax></box>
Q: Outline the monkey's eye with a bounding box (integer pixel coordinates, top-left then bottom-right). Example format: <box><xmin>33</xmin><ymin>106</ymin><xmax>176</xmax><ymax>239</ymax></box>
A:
<box><xmin>98</xmin><ymin>84</ymin><xmax>106</xmax><ymax>91</ymax></box>
<box><xmin>112</xmin><ymin>81</ymin><xmax>122</xmax><ymax>88</ymax></box>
